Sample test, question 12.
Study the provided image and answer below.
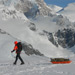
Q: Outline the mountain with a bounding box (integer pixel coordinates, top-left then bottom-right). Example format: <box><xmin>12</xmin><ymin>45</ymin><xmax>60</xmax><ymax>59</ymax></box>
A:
<box><xmin>59</xmin><ymin>3</ymin><xmax>75</xmax><ymax>22</ymax></box>
<box><xmin>0</xmin><ymin>0</ymin><xmax>74</xmax><ymax>58</ymax></box>
<box><xmin>48</xmin><ymin>5</ymin><xmax>62</xmax><ymax>13</ymax></box>
<box><xmin>15</xmin><ymin>0</ymin><xmax>53</xmax><ymax>18</ymax></box>
<box><xmin>0</xmin><ymin>0</ymin><xmax>53</xmax><ymax>18</ymax></box>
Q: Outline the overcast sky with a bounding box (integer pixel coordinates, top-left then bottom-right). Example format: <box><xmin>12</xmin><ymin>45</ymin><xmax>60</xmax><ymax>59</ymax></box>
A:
<box><xmin>44</xmin><ymin>0</ymin><xmax>75</xmax><ymax>7</ymax></box>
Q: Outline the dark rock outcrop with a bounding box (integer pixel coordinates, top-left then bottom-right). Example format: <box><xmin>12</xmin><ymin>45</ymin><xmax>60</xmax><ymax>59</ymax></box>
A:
<box><xmin>22</xmin><ymin>42</ymin><xmax>44</xmax><ymax>56</ymax></box>
<box><xmin>55</xmin><ymin>28</ymin><xmax>75</xmax><ymax>48</ymax></box>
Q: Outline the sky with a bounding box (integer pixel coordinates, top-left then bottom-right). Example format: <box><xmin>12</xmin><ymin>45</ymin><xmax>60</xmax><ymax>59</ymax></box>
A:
<box><xmin>44</xmin><ymin>0</ymin><xmax>75</xmax><ymax>7</ymax></box>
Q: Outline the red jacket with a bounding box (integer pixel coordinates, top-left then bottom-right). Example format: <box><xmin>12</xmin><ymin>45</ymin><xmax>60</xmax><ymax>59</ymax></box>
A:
<box><xmin>12</xmin><ymin>41</ymin><xmax>22</xmax><ymax>53</ymax></box>
<box><xmin>13</xmin><ymin>45</ymin><xmax>18</xmax><ymax>53</ymax></box>
<box><xmin>13</xmin><ymin>45</ymin><xmax>18</xmax><ymax>50</ymax></box>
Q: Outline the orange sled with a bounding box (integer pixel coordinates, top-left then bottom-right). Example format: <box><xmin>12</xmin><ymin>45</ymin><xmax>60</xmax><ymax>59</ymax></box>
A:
<box><xmin>51</xmin><ymin>58</ymin><xmax>72</xmax><ymax>64</ymax></box>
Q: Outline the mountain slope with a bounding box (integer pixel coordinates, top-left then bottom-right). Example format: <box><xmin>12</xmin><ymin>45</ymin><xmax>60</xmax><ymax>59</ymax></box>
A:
<box><xmin>59</xmin><ymin>3</ymin><xmax>75</xmax><ymax>22</ymax></box>
<box><xmin>14</xmin><ymin>0</ymin><xmax>53</xmax><ymax>18</ymax></box>
<box><xmin>0</xmin><ymin>29</ymin><xmax>18</xmax><ymax>61</ymax></box>
<box><xmin>0</xmin><ymin>0</ymin><xmax>74</xmax><ymax>58</ymax></box>
<box><xmin>0</xmin><ymin>4</ymin><xmax>73</xmax><ymax>58</ymax></box>
<box><xmin>48</xmin><ymin>5</ymin><xmax>62</xmax><ymax>13</ymax></box>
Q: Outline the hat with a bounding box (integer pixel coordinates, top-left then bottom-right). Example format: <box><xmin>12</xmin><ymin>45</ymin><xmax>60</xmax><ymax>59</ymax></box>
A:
<box><xmin>14</xmin><ymin>41</ymin><xmax>18</xmax><ymax>45</ymax></box>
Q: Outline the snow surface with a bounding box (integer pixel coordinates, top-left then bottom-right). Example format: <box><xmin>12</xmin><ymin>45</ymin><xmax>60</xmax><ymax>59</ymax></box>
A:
<box><xmin>59</xmin><ymin>3</ymin><xmax>75</xmax><ymax>22</ymax></box>
<box><xmin>0</xmin><ymin>54</ymin><xmax>75</xmax><ymax>75</ymax></box>
<box><xmin>48</xmin><ymin>4</ymin><xmax>62</xmax><ymax>13</ymax></box>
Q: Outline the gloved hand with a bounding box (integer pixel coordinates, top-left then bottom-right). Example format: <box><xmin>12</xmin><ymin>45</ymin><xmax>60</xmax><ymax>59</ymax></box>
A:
<box><xmin>11</xmin><ymin>51</ymin><xmax>13</xmax><ymax>53</ymax></box>
<box><xmin>11</xmin><ymin>50</ymin><xmax>14</xmax><ymax>53</ymax></box>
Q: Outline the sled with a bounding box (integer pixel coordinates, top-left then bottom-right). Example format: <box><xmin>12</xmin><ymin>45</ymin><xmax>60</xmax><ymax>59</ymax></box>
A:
<box><xmin>50</xmin><ymin>58</ymin><xmax>72</xmax><ymax>64</ymax></box>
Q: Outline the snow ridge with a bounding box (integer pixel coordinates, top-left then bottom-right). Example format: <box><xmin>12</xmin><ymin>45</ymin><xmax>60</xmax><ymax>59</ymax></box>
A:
<box><xmin>59</xmin><ymin>3</ymin><xmax>75</xmax><ymax>22</ymax></box>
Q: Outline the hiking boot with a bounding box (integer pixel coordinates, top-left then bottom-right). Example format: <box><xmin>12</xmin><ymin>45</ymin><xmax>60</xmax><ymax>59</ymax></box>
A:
<box><xmin>20</xmin><ymin>62</ymin><xmax>24</xmax><ymax>65</ymax></box>
<box><xmin>13</xmin><ymin>62</ymin><xmax>16</xmax><ymax>65</ymax></box>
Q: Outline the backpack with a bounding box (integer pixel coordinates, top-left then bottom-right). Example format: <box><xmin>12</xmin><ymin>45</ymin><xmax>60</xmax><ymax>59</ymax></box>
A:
<box><xmin>16</xmin><ymin>42</ymin><xmax>22</xmax><ymax>52</ymax></box>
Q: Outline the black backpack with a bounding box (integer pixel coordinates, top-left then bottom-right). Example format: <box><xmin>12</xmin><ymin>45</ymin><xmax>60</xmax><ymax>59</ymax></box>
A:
<box><xmin>16</xmin><ymin>42</ymin><xmax>22</xmax><ymax>52</ymax></box>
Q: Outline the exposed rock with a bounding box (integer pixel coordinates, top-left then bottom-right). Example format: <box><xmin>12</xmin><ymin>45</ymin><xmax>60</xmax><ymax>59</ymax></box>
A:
<box><xmin>55</xmin><ymin>28</ymin><xmax>75</xmax><ymax>48</ymax></box>
<box><xmin>15</xmin><ymin>0</ymin><xmax>53</xmax><ymax>18</ymax></box>
<box><xmin>22</xmin><ymin>42</ymin><xmax>44</xmax><ymax>56</ymax></box>
<box><xmin>29</xmin><ymin>22</ymin><xmax>37</xmax><ymax>31</ymax></box>
<box><xmin>43</xmin><ymin>30</ymin><xmax>58</xmax><ymax>47</ymax></box>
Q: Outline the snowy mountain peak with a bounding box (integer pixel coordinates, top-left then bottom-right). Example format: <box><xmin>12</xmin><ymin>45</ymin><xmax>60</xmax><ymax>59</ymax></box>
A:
<box><xmin>0</xmin><ymin>0</ymin><xmax>53</xmax><ymax>18</ymax></box>
<box><xmin>0</xmin><ymin>0</ymin><xmax>20</xmax><ymax>6</ymax></box>
<box><xmin>1</xmin><ymin>5</ymin><xmax>28</xmax><ymax>20</ymax></box>
<box><xmin>65</xmin><ymin>3</ymin><xmax>75</xmax><ymax>10</ymax></box>
<box><xmin>59</xmin><ymin>3</ymin><xmax>75</xmax><ymax>22</ymax></box>
<box><xmin>49</xmin><ymin>5</ymin><xmax>63</xmax><ymax>13</ymax></box>
<box><xmin>14</xmin><ymin>0</ymin><xmax>53</xmax><ymax>17</ymax></box>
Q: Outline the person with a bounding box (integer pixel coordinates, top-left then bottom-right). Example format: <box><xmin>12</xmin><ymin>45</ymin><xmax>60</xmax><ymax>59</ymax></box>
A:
<box><xmin>11</xmin><ymin>41</ymin><xmax>24</xmax><ymax>65</ymax></box>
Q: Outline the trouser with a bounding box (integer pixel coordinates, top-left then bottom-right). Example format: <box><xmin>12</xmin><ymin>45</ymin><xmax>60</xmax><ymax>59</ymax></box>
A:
<box><xmin>14</xmin><ymin>53</ymin><xmax>24</xmax><ymax>64</ymax></box>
